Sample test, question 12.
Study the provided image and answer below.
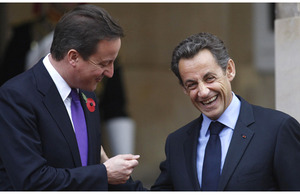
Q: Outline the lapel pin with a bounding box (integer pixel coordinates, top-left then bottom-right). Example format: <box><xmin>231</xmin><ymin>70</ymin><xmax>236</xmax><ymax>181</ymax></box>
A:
<box><xmin>242</xmin><ymin>134</ymin><xmax>247</xmax><ymax>139</ymax></box>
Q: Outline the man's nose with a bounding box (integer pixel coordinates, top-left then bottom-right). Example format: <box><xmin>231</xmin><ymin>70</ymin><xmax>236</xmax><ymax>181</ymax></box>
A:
<box><xmin>104</xmin><ymin>64</ymin><xmax>114</xmax><ymax>78</ymax></box>
<box><xmin>197</xmin><ymin>82</ymin><xmax>209</xmax><ymax>97</ymax></box>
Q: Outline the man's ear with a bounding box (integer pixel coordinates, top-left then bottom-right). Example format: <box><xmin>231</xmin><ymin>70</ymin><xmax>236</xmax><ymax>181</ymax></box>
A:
<box><xmin>67</xmin><ymin>49</ymin><xmax>79</xmax><ymax>67</ymax></box>
<box><xmin>226</xmin><ymin>59</ymin><xmax>236</xmax><ymax>81</ymax></box>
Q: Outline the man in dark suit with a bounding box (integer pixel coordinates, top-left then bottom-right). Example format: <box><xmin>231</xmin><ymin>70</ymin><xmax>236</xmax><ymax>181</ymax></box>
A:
<box><xmin>0</xmin><ymin>4</ymin><xmax>143</xmax><ymax>190</ymax></box>
<box><xmin>151</xmin><ymin>32</ymin><xmax>300</xmax><ymax>191</ymax></box>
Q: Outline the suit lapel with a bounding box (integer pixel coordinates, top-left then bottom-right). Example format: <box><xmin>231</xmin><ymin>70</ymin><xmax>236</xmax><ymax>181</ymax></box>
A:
<box><xmin>34</xmin><ymin>61</ymin><xmax>82</xmax><ymax>167</ymax></box>
<box><xmin>218</xmin><ymin>96</ymin><xmax>255</xmax><ymax>190</ymax></box>
<box><xmin>183</xmin><ymin>116</ymin><xmax>203</xmax><ymax>190</ymax></box>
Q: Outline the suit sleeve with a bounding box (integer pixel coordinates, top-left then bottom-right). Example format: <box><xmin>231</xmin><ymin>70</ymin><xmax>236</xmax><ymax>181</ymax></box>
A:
<box><xmin>151</xmin><ymin>135</ymin><xmax>174</xmax><ymax>191</ymax></box>
<box><xmin>0</xmin><ymin>87</ymin><xmax>108</xmax><ymax>190</ymax></box>
<box><xmin>274</xmin><ymin>116</ymin><xmax>300</xmax><ymax>190</ymax></box>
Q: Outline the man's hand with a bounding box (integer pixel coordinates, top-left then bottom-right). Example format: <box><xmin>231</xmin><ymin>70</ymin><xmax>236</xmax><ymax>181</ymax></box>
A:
<box><xmin>103</xmin><ymin>154</ymin><xmax>140</xmax><ymax>185</ymax></box>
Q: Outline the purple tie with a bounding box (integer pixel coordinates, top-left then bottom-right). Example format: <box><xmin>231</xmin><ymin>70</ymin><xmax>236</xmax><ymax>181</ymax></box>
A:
<box><xmin>70</xmin><ymin>88</ymin><xmax>88</xmax><ymax>166</ymax></box>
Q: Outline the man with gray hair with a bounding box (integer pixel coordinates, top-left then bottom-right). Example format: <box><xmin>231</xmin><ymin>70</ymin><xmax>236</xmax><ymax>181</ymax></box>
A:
<box><xmin>151</xmin><ymin>32</ymin><xmax>300</xmax><ymax>191</ymax></box>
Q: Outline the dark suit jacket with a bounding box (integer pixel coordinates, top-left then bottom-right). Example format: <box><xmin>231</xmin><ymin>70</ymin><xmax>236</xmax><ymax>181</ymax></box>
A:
<box><xmin>151</xmin><ymin>96</ymin><xmax>300</xmax><ymax>191</ymax></box>
<box><xmin>0</xmin><ymin>59</ymin><xmax>143</xmax><ymax>190</ymax></box>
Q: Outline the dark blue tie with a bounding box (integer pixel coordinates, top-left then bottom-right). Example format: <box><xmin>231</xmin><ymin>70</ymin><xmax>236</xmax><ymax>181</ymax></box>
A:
<box><xmin>202</xmin><ymin>121</ymin><xmax>224</xmax><ymax>191</ymax></box>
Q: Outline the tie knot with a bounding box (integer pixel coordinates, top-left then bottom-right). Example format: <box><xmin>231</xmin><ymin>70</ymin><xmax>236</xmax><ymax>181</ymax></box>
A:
<box><xmin>209</xmin><ymin>121</ymin><xmax>224</xmax><ymax>135</ymax></box>
<box><xmin>70</xmin><ymin>88</ymin><xmax>80</xmax><ymax>101</ymax></box>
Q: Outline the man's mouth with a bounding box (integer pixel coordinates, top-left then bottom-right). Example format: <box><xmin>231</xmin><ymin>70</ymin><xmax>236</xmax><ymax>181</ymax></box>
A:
<box><xmin>202</xmin><ymin>95</ymin><xmax>217</xmax><ymax>105</ymax></box>
<box><xmin>96</xmin><ymin>76</ymin><xmax>103</xmax><ymax>82</ymax></box>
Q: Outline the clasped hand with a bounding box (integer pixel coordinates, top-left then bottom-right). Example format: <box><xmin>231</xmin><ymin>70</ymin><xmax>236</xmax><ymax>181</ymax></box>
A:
<box><xmin>103</xmin><ymin>154</ymin><xmax>140</xmax><ymax>185</ymax></box>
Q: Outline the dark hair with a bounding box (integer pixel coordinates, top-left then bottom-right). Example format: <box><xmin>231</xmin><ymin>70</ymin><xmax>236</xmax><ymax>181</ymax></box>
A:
<box><xmin>50</xmin><ymin>4</ymin><xmax>124</xmax><ymax>61</ymax></box>
<box><xmin>171</xmin><ymin>32</ymin><xmax>230</xmax><ymax>85</ymax></box>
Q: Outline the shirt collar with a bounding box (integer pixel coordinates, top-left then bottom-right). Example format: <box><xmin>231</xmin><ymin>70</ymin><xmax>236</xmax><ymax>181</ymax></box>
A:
<box><xmin>202</xmin><ymin>92</ymin><xmax>241</xmax><ymax>135</ymax></box>
<box><xmin>43</xmin><ymin>54</ymin><xmax>71</xmax><ymax>101</ymax></box>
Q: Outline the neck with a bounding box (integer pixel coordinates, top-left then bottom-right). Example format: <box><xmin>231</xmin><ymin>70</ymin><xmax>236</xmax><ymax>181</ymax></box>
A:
<box><xmin>49</xmin><ymin>54</ymin><xmax>73</xmax><ymax>88</ymax></box>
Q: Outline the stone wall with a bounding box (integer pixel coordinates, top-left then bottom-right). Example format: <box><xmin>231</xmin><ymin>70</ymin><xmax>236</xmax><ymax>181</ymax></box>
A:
<box><xmin>275</xmin><ymin>3</ymin><xmax>300</xmax><ymax>121</ymax></box>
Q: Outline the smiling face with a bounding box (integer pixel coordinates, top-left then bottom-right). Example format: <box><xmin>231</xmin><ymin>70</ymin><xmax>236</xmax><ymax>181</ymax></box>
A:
<box><xmin>179</xmin><ymin>49</ymin><xmax>235</xmax><ymax>120</ymax></box>
<box><xmin>70</xmin><ymin>38</ymin><xmax>121</xmax><ymax>91</ymax></box>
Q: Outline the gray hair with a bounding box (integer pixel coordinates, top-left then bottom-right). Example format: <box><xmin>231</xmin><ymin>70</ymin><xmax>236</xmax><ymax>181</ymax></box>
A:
<box><xmin>171</xmin><ymin>32</ymin><xmax>230</xmax><ymax>85</ymax></box>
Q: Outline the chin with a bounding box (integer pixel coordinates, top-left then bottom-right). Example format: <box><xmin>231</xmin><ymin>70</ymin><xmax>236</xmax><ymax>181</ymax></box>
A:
<box><xmin>91</xmin><ymin>85</ymin><xmax>99</xmax><ymax>92</ymax></box>
<box><xmin>81</xmin><ymin>86</ymin><xmax>96</xmax><ymax>92</ymax></box>
<box><xmin>203</xmin><ymin>111</ymin><xmax>221</xmax><ymax>121</ymax></box>
<box><xmin>88</xmin><ymin>87</ymin><xmax>97</xmax><ymax>92</ymax></box>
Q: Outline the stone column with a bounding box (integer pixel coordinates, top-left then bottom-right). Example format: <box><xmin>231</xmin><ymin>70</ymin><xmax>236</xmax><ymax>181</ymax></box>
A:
<box><xmin>0</xmin><ymin>4</ymin><xmax>7</xmax><ymax>57</ymax></box>
<box><xmin>275</xmin><ymin>3</ymin><xmax>300</xmax><ymax>121</ymax></box>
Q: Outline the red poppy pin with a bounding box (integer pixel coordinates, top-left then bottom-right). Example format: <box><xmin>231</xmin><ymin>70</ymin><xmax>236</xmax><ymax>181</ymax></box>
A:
<box><xmin>81</xmin><ymin>93</ymin><xmax>96</xmax><ymax>112</ymax></box>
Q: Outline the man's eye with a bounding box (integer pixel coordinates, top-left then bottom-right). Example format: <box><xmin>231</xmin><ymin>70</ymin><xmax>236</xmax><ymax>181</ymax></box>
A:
<box><xmin>99</xmin><ymin>63</ymin><xmax>108</xmax><ymax>67</ymax></box>
<box><xmin>206</xmin><ymin>76</ymin><xmax>215</xmax><ymax>82</ymax></box>
<box><xmin>186</xmin><ymin>83</ymin><xmax>197</xmax><ymax>90</ymax></box>
<box><xmin>100</xmin><ymin>61</ymin><xmax>112</xmax><ymax>67</ymax></box>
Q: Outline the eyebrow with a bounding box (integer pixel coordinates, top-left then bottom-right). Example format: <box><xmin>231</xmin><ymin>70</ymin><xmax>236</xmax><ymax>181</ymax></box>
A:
<box><xmin>183</xmin><ymin>71</ymin><xmax>215</xmax><ymax>84</ymax></box>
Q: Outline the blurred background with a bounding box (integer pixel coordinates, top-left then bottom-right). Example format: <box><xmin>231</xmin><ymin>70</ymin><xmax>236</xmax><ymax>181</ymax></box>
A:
<box><xmin>0</xmin><ymin>3</ymin><xmax>290</xmax><ymax>188</ymax></box>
